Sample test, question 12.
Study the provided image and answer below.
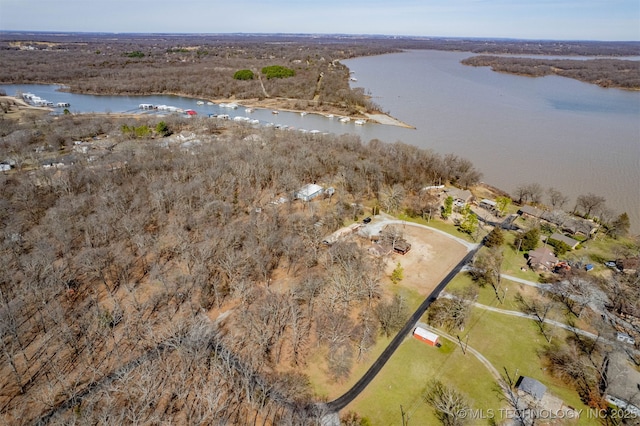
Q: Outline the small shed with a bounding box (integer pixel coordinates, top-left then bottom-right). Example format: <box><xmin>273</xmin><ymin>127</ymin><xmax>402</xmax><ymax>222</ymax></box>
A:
<box><xmin>516</xmin><ymin>376</ymin><xmax>547</xmax><ymax>401</ymax></box>
<box><xmin>393</xmin><ymin>240</ymin><xmax>411</xmax><ymax>255</ymax></box>
<box><xmin>414</xmin><ymin>327</ymin><xmax>439</xmax><ymax>346</ymax></box>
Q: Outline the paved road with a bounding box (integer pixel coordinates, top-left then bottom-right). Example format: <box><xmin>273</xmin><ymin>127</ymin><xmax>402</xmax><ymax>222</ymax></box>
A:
<box><xmin>322</xmin><ymin>243</ymin><xmax>482</xmax><ymax>413</ymax></box>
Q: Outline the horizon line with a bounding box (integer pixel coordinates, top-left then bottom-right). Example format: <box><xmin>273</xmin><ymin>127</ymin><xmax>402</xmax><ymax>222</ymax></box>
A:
<box><xmin>1</xmin><ymin>30</ymin><xmax>639</xmax><ymax>44</ymax></box>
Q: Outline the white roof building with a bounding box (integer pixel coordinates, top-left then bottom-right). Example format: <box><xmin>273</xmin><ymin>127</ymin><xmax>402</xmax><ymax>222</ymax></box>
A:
<box><xmin>295</xmin><ymin>183</ymin><xmax>324</xmax><ymax>202</ymax></box>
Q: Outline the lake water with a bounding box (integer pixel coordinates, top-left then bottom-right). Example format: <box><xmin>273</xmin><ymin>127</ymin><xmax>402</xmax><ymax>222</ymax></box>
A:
<box><xmin>343</xmin><ymin>50</ymin><xmax>640</xmax><ymax>234</ymax></box>
<box><xmin>2</xmin><ymin>50</ymin><xmax>639</xmax><ymax>232</ymax></box>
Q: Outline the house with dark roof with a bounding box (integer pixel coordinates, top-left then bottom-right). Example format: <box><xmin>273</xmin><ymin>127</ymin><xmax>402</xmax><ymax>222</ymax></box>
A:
<box><xmin>518</xmin><ymin>205</ymin><xmax>545</xmax><ymax>219</ymax></box>
<box><xmin>549</xmin><ymin>233</ymin><xmax>580</xmax><ymax>250</ymax></box>
<box><xmin>516</xmin><ymin>376</ymin><xmax>547</xmax><ymax>401</ymax></box>
<box><xmin>527</xmin><ymin>247</ymin><xmax>558</xmax><ymax>271</ymax></box>
<box><xmin>517</xmin><ymin>206</ymin><xmax>599</xmax><ymax>237</ymax></box>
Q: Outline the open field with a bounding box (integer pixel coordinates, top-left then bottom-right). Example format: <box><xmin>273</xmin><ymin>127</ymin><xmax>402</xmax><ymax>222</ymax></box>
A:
<box><xmin>462</xmin><ymin>309</ymin><xmax>598</xmax><ymax>424</ymax></box>
<box><xmin>345</xmin><ymin>336</ymin><xmax>503</xmax><ymax>425</ymax></box>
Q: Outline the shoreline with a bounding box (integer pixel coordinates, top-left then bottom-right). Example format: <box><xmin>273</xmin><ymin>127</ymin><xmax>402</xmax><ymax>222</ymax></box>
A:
<box><xmin>1</xmin><ymin>93</ymin><xmax>415</xmax><ymax>129</ymax></box>
<box><xmin>201</xmin><ymin>96</ymin><xmax>415</xmax><ymax>129</ymax></box>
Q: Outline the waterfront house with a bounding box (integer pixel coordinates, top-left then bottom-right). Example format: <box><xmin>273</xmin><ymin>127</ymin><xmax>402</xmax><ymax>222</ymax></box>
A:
<box><xmin>527</xmin><ymin>247</ymin><xmax>558</xmax><ymax>271</ymax></box>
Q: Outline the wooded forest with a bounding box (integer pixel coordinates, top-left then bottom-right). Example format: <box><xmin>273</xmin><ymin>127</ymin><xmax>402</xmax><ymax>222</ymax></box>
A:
<box><xmin>0</xmin><ymin>109</ymin><xmax>483</xmax><ymax>424</ymax></box>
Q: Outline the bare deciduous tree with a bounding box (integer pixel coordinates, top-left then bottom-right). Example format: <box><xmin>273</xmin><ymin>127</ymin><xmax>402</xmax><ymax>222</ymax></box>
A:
<box><xmin>423</xmin><ymin>379</ymin><xmax>471</xmax><ymax>426</ymax></box>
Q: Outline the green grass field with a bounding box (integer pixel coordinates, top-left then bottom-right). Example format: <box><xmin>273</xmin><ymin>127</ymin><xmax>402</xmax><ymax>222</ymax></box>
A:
<box><xmin>457</xmin><ymin>309</ymin><xmax>600</xmax><ymax>425</ymax></box>
<box><xmin>345</xmin><ymin>336</ymin><xmax>503</xmax><ymax>425</ymax></box>
<box><xmin>345</xmin><ymin>272</ymin><xmax>602</xmax><ymax>425</ymax></box>
<box><xmin>396</xmin><ymin>213</ymin><xmax>483</xmax><ymax>244</ymax></box>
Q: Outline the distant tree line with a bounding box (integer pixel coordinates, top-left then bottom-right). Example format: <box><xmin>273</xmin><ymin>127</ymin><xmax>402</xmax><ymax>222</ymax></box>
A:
<box><xmin>0</xmin><ymin>34</ymin><xmax>392</xmax><ymax>115</ymax></box>
<box><xmin>461</xmin><ymin>55</ymin><xmax>640</xmax><ymax>90</ymax></box>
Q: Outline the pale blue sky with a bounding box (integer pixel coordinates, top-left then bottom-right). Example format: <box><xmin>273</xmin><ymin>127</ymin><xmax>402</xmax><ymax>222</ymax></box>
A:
<box><xmin>1</xmin><ymin>0</ymin><xmax>638</xmax><ymax>41</ymax></box>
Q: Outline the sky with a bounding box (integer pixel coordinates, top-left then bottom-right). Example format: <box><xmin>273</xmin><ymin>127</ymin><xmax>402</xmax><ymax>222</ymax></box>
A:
<box><xmin>0</xmin><ymin>0</ymin><xmax>638</xmax><ymax>41</ymax></box>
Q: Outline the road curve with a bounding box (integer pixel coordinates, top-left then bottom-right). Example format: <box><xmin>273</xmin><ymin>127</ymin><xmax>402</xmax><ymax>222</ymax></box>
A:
<box><xmin>322</xmin><ymin>244</ymin><xmax>482</xmax><ymax>413</ymax></box>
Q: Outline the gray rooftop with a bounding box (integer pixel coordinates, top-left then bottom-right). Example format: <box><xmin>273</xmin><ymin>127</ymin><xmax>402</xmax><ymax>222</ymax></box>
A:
<box><xmin>516</xmin><ymin>376</ymin><xmax>547</xmax><ymax>400</ymax></box>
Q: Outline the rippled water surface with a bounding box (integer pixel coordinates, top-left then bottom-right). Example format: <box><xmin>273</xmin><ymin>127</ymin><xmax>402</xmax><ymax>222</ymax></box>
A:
<box><xmin>3</xmin><ymin>51</ymin><xmax>639</xmax><ymax>232</ymax></box>
<box><xmin>343</xmin><ymin>50</ymin><xmax>640</xmax><ymax>233</ymax></box>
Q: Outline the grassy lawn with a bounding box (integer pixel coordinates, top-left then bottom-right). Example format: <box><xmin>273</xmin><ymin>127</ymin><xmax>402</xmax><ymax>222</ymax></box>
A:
<box><xmin>500</xmin><ymin>233</ymin><xmax>541</xmax><ymax>281</ymax></box>
<box><xmin>446</xmin><ymin>272</ymin><xmax>595</xmax><ymax>336</ymax></box>
<box><xmin>346</xmin><ymin>336</ymin><xmax>503</xmax><ymax>425</ymax></box>
<box><xmin>397</xmin><ymin>214</ymin><xmax>481</xmax><ymax>244</ymax></box>
<box><xmin>457</xmin><ymin>309</ymin><xmax>600</xmax><ymax>425</ymax></box>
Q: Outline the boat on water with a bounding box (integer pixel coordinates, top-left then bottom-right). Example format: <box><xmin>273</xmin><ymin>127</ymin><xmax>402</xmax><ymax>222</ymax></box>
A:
<box><xmin>245</xmin><ymin>108</ymin><xmax>255</xmax><ymax>113</ymax></box>
<box><xmin>56</xmin><ymin>102</ymin><xmax>71</xmax><ymax>108</ymax></box>
<box><xmin>339</xmin><ymin>117</ymin><xmax>351</xmax><ymax>123</ymax></box>
<box><xmin>300</xmin><ymin>112</ymin><xmax>307</xmax><ymax>116</ymax></box>
<box><xmin>196</xmin><ymin>101</ymin><xmax>204</xmax><ymax>105</ymax></box>
<box><xmin>207</xmin><ymin>101</ymin><xmax>214</xmax><ymax>105</ymax></box>
<box><xmin>326</xmin><ymin>114</ymin><xmax>334</xmax><ymax>119</ymax></box>
<box><xmin>272</xmin><ymin>110</ymin><xmax>279</xmax><ymax>114</ymax></box>
<box><xmin>354</xmin><ymin>119</ymin><xmax>366</xmax><ymax>125</ymax></box>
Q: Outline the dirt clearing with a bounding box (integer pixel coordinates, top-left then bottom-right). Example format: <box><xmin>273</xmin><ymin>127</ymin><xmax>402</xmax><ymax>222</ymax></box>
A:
<box><xmin>382</xmin><ymin>223</ymin><xmax>470</xmax><ymax>297</ymax></box>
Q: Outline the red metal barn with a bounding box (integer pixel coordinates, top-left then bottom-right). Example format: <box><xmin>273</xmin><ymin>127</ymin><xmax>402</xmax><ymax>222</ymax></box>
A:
<box><xmin>413</xmin><ymin>326</ymin><xmax>439</xmax><ymax>346</ymax></box>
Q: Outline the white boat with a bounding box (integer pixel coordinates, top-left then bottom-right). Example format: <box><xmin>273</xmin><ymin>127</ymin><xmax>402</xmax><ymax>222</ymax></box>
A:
<box><xmin>272</xmin><ymin>110</ymin><xmax>279</xmax><ymax>114</ymax></box>
<box><xmin>339</xmin><ymin>117</ymin><xmax>351</xmax><ymax>123</ymax></box>
<box><xmin>207</xmin><ymin>101</ymin><xmax>214</xmax><ymax>105</ymax></box>
<box><xmin>56</xmin><ymin>102</ymin><xmax>71</xmax><ymax>108</ymax></box>
<box><xmin>196</xmin><ymin>101</ymin><xmax>204</xmax><ymax>105</ymax></box>
<box><xmin>245</xmin><ymin>108</ymin><xmax>255</xmax><ymax>113</ymax></box>
<box><xmin>326</xmin><ymin>114</ymin><xmax>334</xmax><ymax>119</ymax></box>
<box><xmin>227</xmin><ymin>103</ymin><xmax>239</xmax><ymax>109</ymax></box>
<box><xmin>250</xmin><ymin>119</ymin><xmax>260</xmax><ymax>125</ymax></box>
<box><xmin>300</xmin><ymin>112</ymin><xmax>307</xmax><ymax>116</ymax></box>
<box><xmin>139</xmin><ymin>103</ymin><xmax>154</xmax><ymax>110</ymax></box>
<box><xmin>354</xmin><ymin>119</ymin><xmax>366</xmax><ymax>125</ymax></box>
